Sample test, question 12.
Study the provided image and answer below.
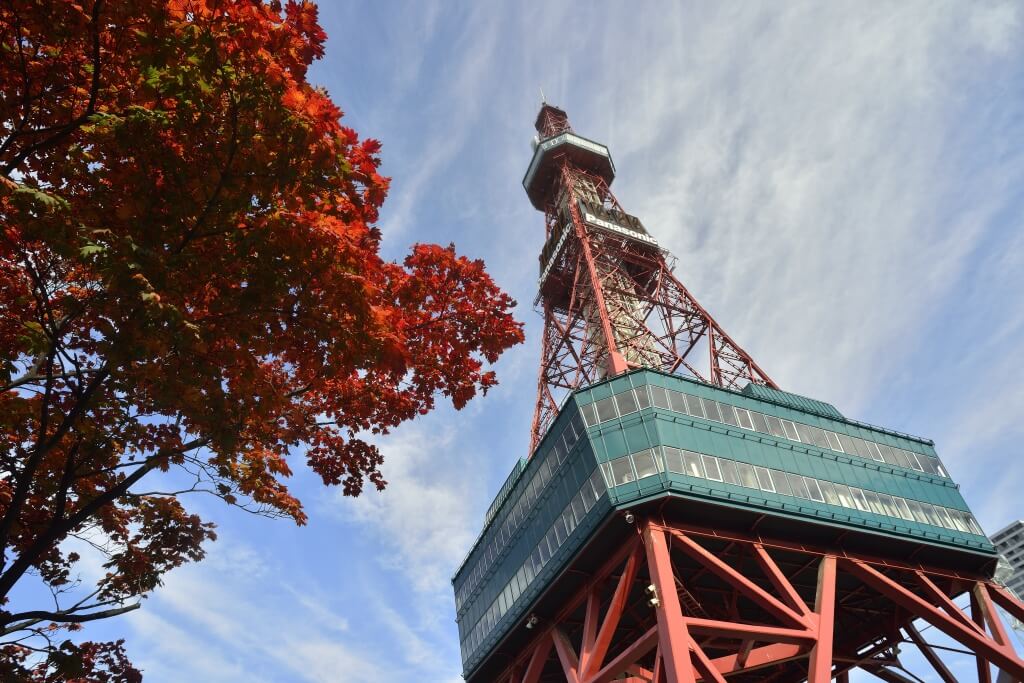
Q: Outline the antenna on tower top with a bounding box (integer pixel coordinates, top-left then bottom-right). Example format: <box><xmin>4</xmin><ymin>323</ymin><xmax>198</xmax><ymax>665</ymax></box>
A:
<box><xmin>539</xmin><ymin>87</ymin><xmax>546</xmax><ymax>104</ymax></box>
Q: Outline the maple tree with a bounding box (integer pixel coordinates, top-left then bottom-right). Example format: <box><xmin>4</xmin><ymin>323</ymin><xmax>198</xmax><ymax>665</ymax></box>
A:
<box><xmin>0</xmin><ymin>0</ymin><xmax>524</xmax><ymax>678</ymax></box>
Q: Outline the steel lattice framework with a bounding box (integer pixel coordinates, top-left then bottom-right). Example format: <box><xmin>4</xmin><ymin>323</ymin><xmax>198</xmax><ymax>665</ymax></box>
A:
<box><xmin>493</xmin><ymin>518</ymin><xmax>1024</xmax><ymax>683</ymax></box>
<box><xmin>527</xmin><ymin>106</ymin><xmax>774</xmax><ymax>453</ymax></box>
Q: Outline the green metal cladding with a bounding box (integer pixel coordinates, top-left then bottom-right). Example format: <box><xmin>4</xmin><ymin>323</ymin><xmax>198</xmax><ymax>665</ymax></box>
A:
<box><xmin>579</xmin><ymin>370</ymin><xmax>990</xmax><ymax>551</ymax></box>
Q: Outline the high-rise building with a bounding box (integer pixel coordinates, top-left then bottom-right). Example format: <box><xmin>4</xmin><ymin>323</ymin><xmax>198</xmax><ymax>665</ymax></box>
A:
<box><xmin>451</xmin><ymin>105</ymin><xmax>1024</xmax><ymax>682</ymax></box>
<box><xmin>992</xmin><ymin>521</ymin><xmax>1024</xmax><ymax>598</ymax></box>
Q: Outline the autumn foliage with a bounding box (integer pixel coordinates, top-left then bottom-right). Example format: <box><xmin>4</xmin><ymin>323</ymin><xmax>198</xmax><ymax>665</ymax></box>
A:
<box><xmin>0</xmin><ymin>0</ymin><xmax>523</xmax><ymax>678</ymax></box>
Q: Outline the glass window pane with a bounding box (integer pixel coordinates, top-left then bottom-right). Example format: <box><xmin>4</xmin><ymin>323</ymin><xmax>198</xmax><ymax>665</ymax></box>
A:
<box><xmin>771</xmin><ymin>469</ymin><xmax>793</xmax><ymax>496</ymax></box>
<box><xmin>819</xmin><ymin>480</ymin><xmax>840</xmax><ymax>506</ymax></box>
<box><xmin>571</xmin><ymin>493</ymin><xmax>586</xmax><ymax>522</ymax></box>
<box><xmin>936</xmin><ymin>507</ymin><xmax>957</xmax><ymax>530</ymax></box>
<box><xmin>850</xmin><ymin>488</ymin><xmax>871</xmax><ymax>512</ymax></box>
<box><xmin>862</xmin><ymin>490</ymin><xmax>884</xmax><ymax>515</ymax></box>
<box><xmin>918</xmin><ymin>455</ymin><xmax>939</xmax><ymax>476</ymax></box>
<box><xmin>905</xmin><ymin>499</ymin><xmax>928</xmax><ymax>524</ymax></box>
<box><xmin>765</xmin><ymin>415</ymin><xmax>786</xmax><ymax>439</ymax></box>
<box><xmin>847</xmin><ymin>437</ymin><xmax>870</xmax><ymax>459</ymax></box>
<box><xmin>669</xmin><ymin>390</ymin><xmax>689</xmax><ymax>414</ymax></box>
<box><xmin>893</xmin><ymin>497</ymin><xmax>915</xmax><ymax>522</ymax></box>
<box><xmin>589</xmin><ymin>469</ymin><xmax>606</xmax><ymax>497</ymax></box>
<box><xmin>663</xmin><ymin>446</ymin><xmax>685</xmax><ymax>474</ymax></box>
<box><xmin>554</xmin><ymin>437</ymin><xmax>568</xmax><ymax>462</ymax></box>
<box><xmin>616</xmin><ymin>390</ymin><xmax>639</xmax><ymax>416</ymax></box>
<box><xmin>789</xmin><ymin>474</ymin><xmax>811</xmax><ymax>499</ymax></box>
<box><xmin>836</xmin><ymin>433</ymin><xmax>857</xmax><ymax>456</ymax></box>
<box><xmin>737</xmin><ymin>462</ymin><xmax>758</xmax><ymax>488</ymax></box>
<box><xmin>580</xmin><ymin>478</ymin><xmax>597</xmax><ymax>510</ymax></box>
<box><xmin>650</xmin><ymin>385</ymin><xmax>670</xmax><ymax>409</ymax></box>
<box><xmin>947</xmin><ymin>509</ymin><xmax>969</xmax><ymax>533</ymax></box>
<box><xmin>702</xmin><ymin>398</ymin><xmax>722</xmax><ymax>422</ymax></box>
<box><xmin>600</xmin><ymin>462</ymin><xmax>614</xmax><ymax>489</ymax></box>
<box><xmin>967</xmin><ymin>514</ymin><xmax>984</xmax><ymax>535</ymax></box>
<box><xmin>719</xmin><ymin>403</ymin><xmax>739</xmax><ymax>426</ymax></box>
<box><xmin>889</xmin><ymin>447</ymin><xmax>912</xmax><ymax>469</ymax></box>
<box><xmin>921</xmin><ymin>503</ymin><xmax>943</xmax><ymax>527</ymax></box>
<box><xmin>595</xmin><ymin>397</ymin><xmax>618</xmax><ymax>423</ymax></box>
<box><xmin>552</xmin><ymin>516</ymin><xmax>566</xmax><ymax>545</ymax></box>
<box><xmin>633</xmin><ymin>450</ymin><xmax>661</xmax><ymax>479</ymax></box>
<box><xmin>902</xmin><ymin>449</ymin><xmax>924</xmax><ymax>471</ymax></box>
<box><xmin>825</xmin><ymin>431</ymin><xmax>844</xmax><ymax>452</ymax></box>
<box><xmin>610</xmin><ymin>456</ymin><xmax>636</xmax><ymax>486</ymax></box>
<box><xmin>805</xmin><ymin>478</ymin><xmax>825</xmax><ymax>502</ymax></box>
<box><xmin>581</xmin><ymin>403</ymin><xmax>599</xmax><ymax>426</ymax></box>
<box><xmin>874</xmin><ymin>442</ymin><xmax>898</xmax><ymax>466</ymax></box>
<box><xmin>877</xmin><ymin>494</ymin><xmax>899</xmax><ymax>518</ymax></box>
<box><xmin>754</xmin><ymin>466</ymin><xmax>775</xmax><ymax>492</ymax></box>
<box><xmin>876</xmin><ymin>443</ymin><xmax>898</xmax><ymax>466</ymax></box>
<box><xmin>736</xmin><ymin>409</ymin><xmax>754</xmax><ymax>430</ymax></box>
<box><xmin>634</xmin><ymin>386</ymin><xmax>651</xmax><ymax>409</ymax></box>
<box><xmin>750</xmin><ymin>411</ymin><xmax>770</xmax><ymax>434</ymax></box>
<box><xmin>808</xmin><ymin>426</ymin><xmax>831</xmax><ymax>449</ymax></box>
<box><xmin>795</xmin><ymin>422</ymin><xmax>815</xmax><ymax>445</ymax></box>
<box><xmin>682</xmin><ymin>451</ymin><xmax>705</xmax><ymax>478</ymax></box>
<box><xmin>702</xmin><ymin>455</ymin><xmax>723</xmax><ymax>481</ymax></box>
<box><xmin>864</xmin><ymin>441</ymin><xmax>884</xmax><ymax>462</ymax></box>
<box><xmin>719</xmin><ymin>458</ymin><xmax>739</xmax><ymax>485</ymax></box>
<box><xmin>782</xmin><ymin>420</ymin><xmax>800</xmax><ymax>441</ymax></box>
<box><xmin>562</xmin><ymin>507</ymin><xmax>576</xmax><ymax>535</ymax></box>
<box><xmin>833</xmin><ymin>483</ymin><xmax>855</xmax><ymax>508</ymax></box>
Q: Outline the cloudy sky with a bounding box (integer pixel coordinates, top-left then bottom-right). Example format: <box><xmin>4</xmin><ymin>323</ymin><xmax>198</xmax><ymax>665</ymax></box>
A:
<box><xmin>81</xmin><ymin>1</ymin><xmax>1024</xmax><ymax>680</ymax></box>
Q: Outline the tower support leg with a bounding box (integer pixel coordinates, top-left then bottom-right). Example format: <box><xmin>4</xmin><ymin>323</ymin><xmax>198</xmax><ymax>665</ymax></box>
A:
<box><xmin>807</xmin><ymin>555</ymin><xmax>836</xmax><ymax>683</ymax></box>
<box><xmin>643</xmin><ymin>521</ymin><xmax>697</xmax><ymax>683</ymax></box>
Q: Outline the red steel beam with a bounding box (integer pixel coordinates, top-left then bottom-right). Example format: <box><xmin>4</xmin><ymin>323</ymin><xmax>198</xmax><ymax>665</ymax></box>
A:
<box><xmin>843</xmin><ymin>559</ymin><xmax>1024</xmax><ymax>679</ymax></box>
<box><xmin>587</xmin><ymin>625</ymin><xmax>659</xmax><ymax>683</ymax></box>
<box><xmin>990</xmin><ymin>583</ymin><xmax>1024</xmax><ymax>624</ymax></box>
<box><xmin>579</xmin><ymin>587</ymin><xmax>601</xmax><ymax>675</ymax></box>
<box><xmin>683</xmin><ymin>617</ymin><xmax>816</xmax><ymax>644</ymax></box>
<box><xmin>522</xmin><ymin>634</ymin><xmax>553</xmax><ymax>683</ymax></box>
<box><xmin>904</xmin><ymin>622</ymin><xmax>957</xmax><ymax>683</ymax></box>
<box><xmin>914</xmin><ymin>570</ymin><xmax>986</xmax><ymax>637</ymax></box>
<box><xmin>644</xmin><ymin>523</ymin><xmax>698</xmax><ymax>683</ymax></box>
<box><xmin>552</xmin><ymin>628</ymin><xmax>582</xmax><ymax>683</ymax></box>
<box><xmin>707</xmin><ymin>642</ymin><xmax>804</xmax><ymax>674</ymax></box>
<box><xmin>807</xmin><ymin>555</ymin><xmax>836</xmax><ymax>683</ymax></box>
<box><xmin>668</xmin><ymin>530</ymin><xmax>810</xmax><ymax>629</ymax></box>
<box><xmin>586</xmin><ymin>543</ymin><xmax>641</xmax><ymax>676</ymax></box>
<box><xmin>974</xmin><ymin>583</ymin><xmax>1012</xmax><ymax>648</ymax></box>
<box><xmin>752</xmin><ymin>543</ymin><xmax>812</xmax><ymax>618</ymax></box>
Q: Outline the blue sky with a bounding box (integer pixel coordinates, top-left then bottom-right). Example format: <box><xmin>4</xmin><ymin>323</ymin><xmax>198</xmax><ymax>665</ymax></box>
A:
<box><xmin>75</xmin><ymin>1</ymin><xmax>1024</xmax><ymax>680</ymax></box>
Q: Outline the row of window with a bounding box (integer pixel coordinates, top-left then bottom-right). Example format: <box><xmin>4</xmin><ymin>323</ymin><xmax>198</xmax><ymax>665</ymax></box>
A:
<box><xmin>455</xmin><ymin>411</ymin><xmax>586</xmax><ymax>614</ymax></box>
<box><xmin>581</xmin><ymin>385</ymin><xmax>948</xmax><ymax>478</ymax></box>
<box><xmin>600</xmin><ymin>446</ymin><xmax>983</xmax><ymax>536</ymax></box>
<box><xmin>460</xmin><ymin>468</ymin><xmax>607</xmax><ymax>664</ymax></box>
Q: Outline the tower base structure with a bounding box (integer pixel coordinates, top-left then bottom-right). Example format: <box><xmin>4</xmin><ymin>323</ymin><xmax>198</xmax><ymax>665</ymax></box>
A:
<box><xmin>490</xmin><ymin>516</ymin><xmax>1024</xmax><ymax>683</ymax></box>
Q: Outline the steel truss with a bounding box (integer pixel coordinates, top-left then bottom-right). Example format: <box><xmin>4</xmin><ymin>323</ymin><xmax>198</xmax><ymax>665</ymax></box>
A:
<box><xmin>493</xmin><ymin>519</ymin><xmax>1024</xmax><ymax>683</ymax></box>
<box><xmin>530</xmin><ymin>158</ymin><xmax>775</xmax><ymax>453</ymax></box>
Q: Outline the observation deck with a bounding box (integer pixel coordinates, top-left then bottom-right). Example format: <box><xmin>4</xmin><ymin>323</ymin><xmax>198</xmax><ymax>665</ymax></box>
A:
<box><xmin>451</xmin><ymin>370</ymin><xmax>995</xmax><ymax>680</ymax></box>
<box><xmin>522</xmin><ymin>132</ymin><xmax>616</xmax><ymax>210</ymax></box>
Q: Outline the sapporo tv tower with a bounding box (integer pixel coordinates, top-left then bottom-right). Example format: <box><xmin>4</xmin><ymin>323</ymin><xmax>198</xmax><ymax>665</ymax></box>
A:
<box><xmin>451</xmin><ymin>105</ymin><xmax>1024</xmax><ymax>682</ymax></box>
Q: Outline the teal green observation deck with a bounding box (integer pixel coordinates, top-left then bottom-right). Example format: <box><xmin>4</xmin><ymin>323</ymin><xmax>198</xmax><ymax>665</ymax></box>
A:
<box><xmin>450</xmin><ymin>370</ymin><xmax>994</xmax><ymax>678</ymax></box>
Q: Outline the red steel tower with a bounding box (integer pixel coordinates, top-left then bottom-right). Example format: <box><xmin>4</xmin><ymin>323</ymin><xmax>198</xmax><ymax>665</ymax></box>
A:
<box><xmin>527</xmin><ymin>105</ymin><xmax>774</xmax><ymax>453</ymax></box>
<box><xmin>451</xmin><ymin>105</ymin><xmax>1024</xmax><ymax>683</ymax></box>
